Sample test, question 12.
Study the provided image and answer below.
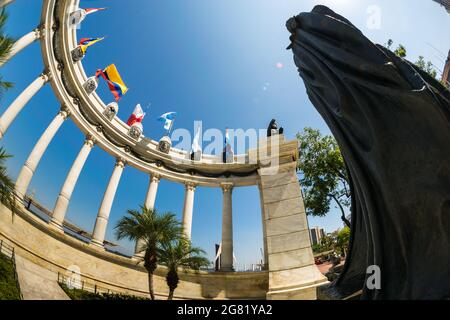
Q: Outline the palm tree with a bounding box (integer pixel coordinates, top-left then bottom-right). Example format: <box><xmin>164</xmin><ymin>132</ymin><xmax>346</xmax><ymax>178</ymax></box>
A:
<box><xmin>0</xmin><ymin>147</ymin><xmax>15</xmax><ymax>210</ymax></box>
<box><xmin>157</xmin><ymin>240</ymin><xmax>209</xmax><ymax>300</ymax></box>
<box><xmin>115</xmin><ymin>207</ymin><xmax>183</xmax><ymax>300</ymax></box>
<box><xmin>0</xmin><ymin>9</ymin><xmax>15</xmax><ymax>96</ymax></box>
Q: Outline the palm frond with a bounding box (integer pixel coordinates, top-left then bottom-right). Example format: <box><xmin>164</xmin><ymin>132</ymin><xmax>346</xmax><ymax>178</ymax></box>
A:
<box><xmin>0</xmin><ymin>147</ymin><xmax>15</xmax><ymax>210</ymax></box>
<box><xmin>157</xmin><ymin>239</ymin><xmax>209</xmax><ymax>272</ymax></box>
<box><xmin>114</xmin><ymin>206</ymin><xmax>183</xmax><ymax>253</ymax></box>
<box><xmin>0</xmin><ymin>9</ymin><xmax>15</xmax><ymax>98</ymax></box>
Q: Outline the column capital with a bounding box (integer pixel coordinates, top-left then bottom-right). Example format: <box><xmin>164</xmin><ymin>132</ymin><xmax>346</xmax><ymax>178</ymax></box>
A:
<box><xmin>221</xmin><ymin>182</ymin><xmax>233</xmax><ymax>193</ymax></box>
<box><xmin>34</xmin><ymin>25</ymin><xmax>45</xmax><ymax>39</ymax></box>
<box><xmin>85</xmin><ymin>134</ymin><xmax>96</xmax><ymax>148</ymax></box>
<box><xmin>150</xmin><ymin>174</ymin><xmax>161</xmax><ymax>183</ymax></box>
<box><xmin>59</xmin><ymin>105</ymin><xmax>71</xmax><ymax>119</ymax></box>
<box><xmin>185</xmin><ymin>181</ymin><xmax>196</xmax><ymax>192</ymax></box>
<box><xmin>40</xmin><ymin>70</ymin><xmax>51</xmax><ymax>82</ymax></box>
<box><xmin>115</xmin><ymin>158</ymin><xmax>126</xmax><ymax>168</ymax></box>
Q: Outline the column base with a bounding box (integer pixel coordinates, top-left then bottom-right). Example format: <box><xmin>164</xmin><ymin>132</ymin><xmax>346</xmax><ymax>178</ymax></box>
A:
<box><xmin>89</xmin><ymin>239</ymin><xmax>105</xmax><ymax>250</ymax></box>
<box><xmin>48</xmin><ymin>219</ymin><xmax>64</xmax><ymax>233</ymax></box>
<box><xmin>219</xmin><ymin>266</ymin><xmax>234</xmax><ymax>272</ymax></box>
<box><xmin>266</xmin><ymin>265</ymin><xmax>329</xmax><ymax>300</ymax></box>
<box><xmin>131</xmin><ymin>254</ymin><xmax>144</xmax><ymax>262</ymax></box>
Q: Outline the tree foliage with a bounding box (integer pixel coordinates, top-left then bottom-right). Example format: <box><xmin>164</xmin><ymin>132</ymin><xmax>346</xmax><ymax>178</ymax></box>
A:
<box><xmin>115</xmin><ymin>207</ymin><xmax>183</xmax><ymax>300</ymax></box>
<box><xmin>312</xmin><ymin>227</ymin><xmax>350</xmax><ymax>257</ymax></box>
<box><xmin>157</xmin><ymin>240</ymin><xmax>209</xmax><ymax>300</ymax></box>
<box><xmin>415</xmin><ymin>56</ymin><xmax>438</xmax><ymax>79</ymax></box>
<box><xmin>296</xmin><ymin>128</ymin><xmax>351</xmax><ymax>227</ymax></box>
<box><xmin>386</xmin><ymin>39</ymin><xmax>438</xmax><ymax>79</ymax></box>
<box><xmin>0</xmin><ymin>147</ymin><xmax>16</xmax><ymax>211</ymax></box>
<box><xmin>336</xmin><ymin>226</ymin><xmax>350</xmax><ymax>257</ymax></box>
<box><xmin>0</xmin><ymin>9</ymin><xmax>14</xmax><ymax>97</ymax></box>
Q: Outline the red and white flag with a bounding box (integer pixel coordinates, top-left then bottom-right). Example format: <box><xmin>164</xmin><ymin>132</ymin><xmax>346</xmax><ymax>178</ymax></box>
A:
<box><xmin>84</xmin><ymin>8</ymin><xmax>107</xmax><ymax>15</ymax></box>
<box><xmin>127</xmin><ymin>104</ymin><xmax>146</xmax><ymax>126</ymax></box>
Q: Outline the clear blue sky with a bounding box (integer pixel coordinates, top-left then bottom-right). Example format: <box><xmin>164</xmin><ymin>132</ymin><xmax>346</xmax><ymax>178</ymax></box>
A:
<box><xmin>1</xmin><ymin>0</ymin><xmax>449</xmax><ymax>267</ymax></box>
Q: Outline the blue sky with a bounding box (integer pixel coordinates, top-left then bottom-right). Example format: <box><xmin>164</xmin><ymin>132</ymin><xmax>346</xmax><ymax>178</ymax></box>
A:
<box><xmin>1</xmin><ymin>0</ymin><xmax>449</xmax><ymax>268</ymax></box>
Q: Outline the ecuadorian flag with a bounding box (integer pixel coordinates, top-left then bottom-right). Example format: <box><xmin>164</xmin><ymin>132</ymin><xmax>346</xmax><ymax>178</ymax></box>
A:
<box><xmin>95</xmin><ymin>64</ymin><xmax>129</xmax><ymax>101</ymax></box>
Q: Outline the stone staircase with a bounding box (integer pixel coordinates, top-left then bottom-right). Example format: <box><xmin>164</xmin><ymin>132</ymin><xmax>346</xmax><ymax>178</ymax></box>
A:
<box><xmin>14</xmin><ymin>255</ymin><xmax>69</xmax><ymax>300</ymax></box>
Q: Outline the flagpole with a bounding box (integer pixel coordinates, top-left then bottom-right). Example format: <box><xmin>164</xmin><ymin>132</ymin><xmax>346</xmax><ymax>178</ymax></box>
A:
<box><xmin>167</xmin><ymin>114</ymin><xmax>176</xmax><ymax>136</ymax></box>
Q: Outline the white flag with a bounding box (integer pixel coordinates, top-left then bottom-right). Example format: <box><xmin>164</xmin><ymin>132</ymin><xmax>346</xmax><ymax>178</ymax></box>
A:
<box><xmin>69</xmin><ymin>9</ymin><xmax>86</xmax><ymax>27</ymax></box>
<box><xmin>192</xmin><ymin>127</ymin><xmax>201</xmax><ymax>153</ymax></box>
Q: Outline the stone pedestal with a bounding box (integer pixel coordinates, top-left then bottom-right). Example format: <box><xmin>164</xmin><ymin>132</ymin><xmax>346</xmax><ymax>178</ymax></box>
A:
<box><xmin>257</xmin><ymin>135</ymin><xmax>328</xmax><ymax>300</ymax></box>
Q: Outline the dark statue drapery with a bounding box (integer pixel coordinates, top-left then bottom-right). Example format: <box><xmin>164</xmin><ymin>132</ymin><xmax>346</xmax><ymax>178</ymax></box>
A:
<box><xmin>287</xmin><ymin>5</ymin><xmax>450</xmax><ymax>299</ymax></box>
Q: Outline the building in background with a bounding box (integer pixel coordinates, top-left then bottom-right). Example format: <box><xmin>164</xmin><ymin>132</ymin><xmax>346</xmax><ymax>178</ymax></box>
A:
<box><xmin>432</xmin><ymin>0</ymin><xmax>450</xmax><ymax>13</ymax></box>
<box><xmin>442</xmin><ymin>50</ymin><xmax>450</xmax><ymax>88</ymax></box>
<box><xmin>310</xmin><ymin>227</ymin><xmax>326</xmax><ymax>246</ymax></box>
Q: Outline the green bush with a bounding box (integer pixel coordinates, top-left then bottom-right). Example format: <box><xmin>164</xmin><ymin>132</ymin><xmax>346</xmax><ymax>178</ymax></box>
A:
<box><xmin>59</xmin><ymin>283</ymin><xmax>148</xmax><ymax>300</ymax></box>
<box><xmin>0</xmin><ymin>253</ymin><xmax>21</xmax><ymax>300</ymax></box>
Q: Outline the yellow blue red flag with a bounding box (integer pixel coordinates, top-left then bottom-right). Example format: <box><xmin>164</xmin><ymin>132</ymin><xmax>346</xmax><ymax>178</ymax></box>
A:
<box><xmin>95</xmin><ymin>64</ymin><xmax>129</xmax><ymax>101</ymax></box>
<box><xmin>79</xmin><ymin>37</ymin><xmax>104</xmax><ymax>54</ymax></box>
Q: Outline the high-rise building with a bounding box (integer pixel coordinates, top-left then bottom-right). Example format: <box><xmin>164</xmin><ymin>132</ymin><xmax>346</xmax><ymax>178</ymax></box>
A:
<box><xmin>310</xmin><ymin>227</ymin><xmax>325</xmax><ymax>246</ymax></box>
<box><xmin>432</xmin><ymin>0</ymin><xmax>450</xmax><ymax>13</ymax></box>
<box><xmin>442</xmin><ymin>50</ymin><xmax>450</xmax><ymax>88</ymax></box>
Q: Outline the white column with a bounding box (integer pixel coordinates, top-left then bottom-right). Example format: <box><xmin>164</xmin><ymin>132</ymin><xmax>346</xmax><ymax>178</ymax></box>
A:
<box><xmin>0</xmin><ymin>73</ymin><xmax>49</xmax><ymax>139</ymax></box>
<box><xmin>91</xmin><ymin>158</ymin><xmax>126</xmax><ymax>248</ymax></box>
<box><xmin>220</xmin><ymin>183</ymin><xmax>234</xmax><ymax>271</ymax></box>
<box><xmin>182</xmin><ymin>182</ymin><xmax>196</xmax><ymax>240</ymax></box>
<box><xmin>49</xmin><ymin>136</ymin><xmax>95</xmax><ymax>230</ymax></box>
<box><xmin>134</xmin><ymin>174</ymin><xmax>160</xmax><ymax>256</ymax></box>
<box><xmin>0</xmin><ymin>0</ymin><xmax>15</xmax><ymax>7</ymax></box>
<box><xmin>0</xmin><ymin>28</ymin><xmax>42</xmax><ymax>67</ymax></box>
<box><xmin>144</xmin><ymin>174</ymin><xmax>160</xmax><ymax>210</ymax></box>
<box><xmin>15</xmin><ymin>107</ymin><xmax>70</xmax><ymax>198</ymax></box>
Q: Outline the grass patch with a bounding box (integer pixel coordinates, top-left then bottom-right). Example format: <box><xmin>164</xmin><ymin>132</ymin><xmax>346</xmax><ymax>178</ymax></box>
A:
<box><xmin>59</xmin><ymin>283</ymin><xmax>149</xmax><ymax>300</ymax></box>
<box><xmin>0</xmin><ymin>253</ymin><xmax>21</xmax><ymax>300</ymax></box>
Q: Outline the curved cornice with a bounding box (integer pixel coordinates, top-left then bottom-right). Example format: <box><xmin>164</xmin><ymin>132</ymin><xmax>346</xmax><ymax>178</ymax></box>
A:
<box><xmin>40</xmin><ymin>0</ymin><xmax>260</xmax><ymax>187</ymax></box>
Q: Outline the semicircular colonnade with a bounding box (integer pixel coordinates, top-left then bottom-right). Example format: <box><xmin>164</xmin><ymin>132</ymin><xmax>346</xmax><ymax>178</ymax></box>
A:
<box><xmin>0</xmin><ymin>0</ymin><xmax>328</xmax><ymax>300</ymax></box>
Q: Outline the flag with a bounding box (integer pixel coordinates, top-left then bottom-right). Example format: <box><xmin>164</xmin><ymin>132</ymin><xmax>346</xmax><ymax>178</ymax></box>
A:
<box><xmin>127</xmin><ymin>104</ymin><xmax>146</xmax><ymax>126</ymax></box>
<box><xmin>84</xmin><ymin>8</ymin><xmax>107</xmax><ymax>15</ymax></box>
<box><xmin>224</xmin><ymin>128</ymin><xmax>231</xmax><ymax>146</ymax></box>
<box><xmin>158</xmin><ymin>112</ymin><xmax>177</xmax><ymax>131</ymax></box>
<box><xmin>192</xmin><ymin>126</ymin><xmax>201</xmax><ymax>153</ymax></box>
<box><xmin>70</xmin><ymin>8</ymin><xmax>106</xmax><ymax>26</ymax></box>
<box><xmin>79</xmin><ymin>37</ymin><xmax>104</xmax><ymax>54</ymax></box>
<box><xmin>223</xmin><ymin>128</ymin><xmax>233</xmax><ymax>163</ymax></box>
<box><xmin>95</xmin><ymin>64</ymin><xmax>129</xmax><ymax>102</ymax></box>
<box><xmin>224</xmin><ymin>128</ymin><xmax>232</xmax><ymax>152</ymax></box>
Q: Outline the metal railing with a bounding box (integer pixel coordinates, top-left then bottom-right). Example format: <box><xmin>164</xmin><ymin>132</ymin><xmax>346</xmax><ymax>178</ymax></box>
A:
<box><xmin>19</xmin><ymin>194</ymin><xmax>132</xmax><ymax>257</ymax></box>
<box><xmin>0</xmin><ymin>240</ymin><xmax>23</xmax><ymax>300</ymax></box>
<box><xmin>57</xmin><ymin>272</ymin><xmax>149</xmax><ymax>299</ymax></box>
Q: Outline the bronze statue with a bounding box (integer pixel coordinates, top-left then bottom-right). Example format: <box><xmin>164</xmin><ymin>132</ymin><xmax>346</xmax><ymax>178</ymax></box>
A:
<box><xmin>287</xmin><ymin>5</ymin><xmax>450</xmax><ymax>300</ymax></box>
<box><xmin>267</xmin><ymin>119</ymin><xmax>284</xmax><ymax>137</ymax></box>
